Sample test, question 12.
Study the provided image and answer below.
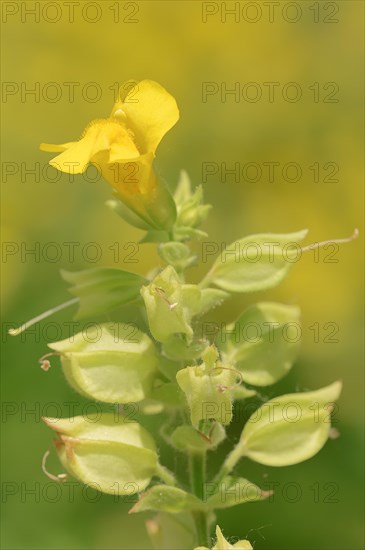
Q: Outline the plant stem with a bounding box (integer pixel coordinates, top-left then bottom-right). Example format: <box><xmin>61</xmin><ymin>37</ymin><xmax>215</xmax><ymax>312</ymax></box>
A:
<box><xmin>193</xmin><ymin>511</ymin><xmax>209</xmax><ymax>547</ymax></box>
<box><xmin>213</xmin><ymin>442</ymin><xmax>245</xmax><ymax>485</ymax></box>
<box><xmin>156</xmin><ymin>463</ymin><xmax>177</xmax><ymax>486</ymax></box>
<box><xmin>190</xmin><ymin>453</ymin><xmax>210</xmax><ymax>546</ymax></box>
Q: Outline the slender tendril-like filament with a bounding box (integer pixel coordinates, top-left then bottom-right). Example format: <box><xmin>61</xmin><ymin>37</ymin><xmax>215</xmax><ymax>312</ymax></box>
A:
<box><xmin>301</xmin><ymin>228</ymin><xmax>359</xmax><ymax>252</ymax></box>
<box><xmin>8</xmin><ymin>297</ymin><xmax>79</xmax><ymax>336</ymax></box>
<box><xmin>41</xmin><ymin>449</ymin><xmax>67</xmax><ymax>483</ymax></box>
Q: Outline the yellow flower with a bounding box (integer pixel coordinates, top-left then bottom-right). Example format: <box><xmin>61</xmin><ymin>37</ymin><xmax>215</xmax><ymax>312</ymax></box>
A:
<box><xmin>40</xmin><ymin>80</ymin><xmax>179</xmax><ymax>229</ymax></box>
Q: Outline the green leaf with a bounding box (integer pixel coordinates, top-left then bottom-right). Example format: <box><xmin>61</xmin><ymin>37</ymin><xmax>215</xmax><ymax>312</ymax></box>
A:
<box><xmin>148</xmin><ymin>382</ymin><xmax>186</xmax><ymax>408</ymax></box>
<box><xmin>207</xmin><ymin>230</ymin><xmax>308</xmax><ymax>293</ymax></box>
<box><xmin>43</xmin><ymin>414</ymin><xmax>157</xmax><ymax>495</ymax></box>
<box><xmin>205</xmin><ymin>476</ymin><xmax>271</xmax><ymax>509</ymax></box>
<box><xmin>198</xmin><ymin>288</ymin><xmax>230</xmax><ymax>316</ymax></box>
<box><xmin>232</xmin><ymin>386</ymin><xmax>256</xmax><ymax>400</ymax></box>
<box><xmin>239</xmin><ymin>381</ymin><xmax>342</xmax><ymax>466</ymax></box>
<box><xmin>130</xmin><ymin>485</ymin><xmax>204</xmax><ymax>514</ymax></box>
<box><xmin>222</xmin><ymin>302</ymin><xmax>301</xmax><ymax>386</ymax></box>
<box><xmin>61</xmin><ymin>267</ymin><xmax>145</xmax><ymax>320</ymax></box>
<box><xmin>48</xmin><ymin>323</ymin><xmax>158</xmax><ymax>403</ymax></box>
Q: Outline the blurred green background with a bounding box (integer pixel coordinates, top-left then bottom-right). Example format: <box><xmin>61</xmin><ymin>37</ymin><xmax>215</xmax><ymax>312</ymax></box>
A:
<box><xmin>1</xmin><ymin>1</ymin><xmax>364</xmax><ymax>549</ymax></box>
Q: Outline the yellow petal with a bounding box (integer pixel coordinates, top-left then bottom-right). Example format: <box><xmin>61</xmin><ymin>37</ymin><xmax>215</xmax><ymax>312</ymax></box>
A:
<box><xmin>101</xmin><ymin>156</ymin><xmax>154</xmax><ymax>199</ymax></box>
<box><xmin>111</xmin><ymin>80</ymin><xmax>179</xmax><ymax>154</ymax></box>
<box><xmin>47</xmin><ymin>120</ymin><xmax>139</xmax><ymax>174</ymax></box>
<box><xmin>49</xmin><ymin>136</ymin><xmax>98</xmax><ymax>174</ymax></box>
<box><xmin>40</xmin><ymin>142</ymin><xmax>76</xmax><ymax>153</ymax></box>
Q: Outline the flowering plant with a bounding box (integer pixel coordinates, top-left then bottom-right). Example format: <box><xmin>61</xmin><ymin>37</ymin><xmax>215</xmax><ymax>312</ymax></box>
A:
<box><xmin>13</xmin><ymin>80</ymin><xmax>357</xmax><ymax>549</ymax></box>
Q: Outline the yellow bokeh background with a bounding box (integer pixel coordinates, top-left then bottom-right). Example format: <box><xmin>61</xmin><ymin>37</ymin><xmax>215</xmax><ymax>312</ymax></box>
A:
<box><xmin>1</xmin><ymin>1</ymin><xmax>363</xmax><ymax>549</ymax></box>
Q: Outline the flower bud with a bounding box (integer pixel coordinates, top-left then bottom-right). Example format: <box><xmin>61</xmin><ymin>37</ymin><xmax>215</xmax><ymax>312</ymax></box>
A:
<box><xmin>43</xmin><ymin>414</ymin><xmax>157</xmax><ymax>495</ymax></box>
<box><xmin>176</xmin><ymin>346</ymin><xmax>237</xmax><ymax>428</ymax></box>
<box><xmin>158</xmin><ymin>242</ymin><xmax>196</xmax><ymax>271</ymax></box>
<box><xmin>173</xmin><ymin>171</ymin><xmax>211</xmax><ymax>240</ymax></box>
<box><xmin>48</xmin><ymin>323</ymin><xmax>158</xmax><ymax>403</ymax></box>
<box><xmin>141</xmin><ymin>266</ymin><xmax>201</xmax><ymax>343</ymax></box>
<box><xmin>177</xmin><ymin>185</ymin><xmax>211</xmax><ymax>228</ymax></box>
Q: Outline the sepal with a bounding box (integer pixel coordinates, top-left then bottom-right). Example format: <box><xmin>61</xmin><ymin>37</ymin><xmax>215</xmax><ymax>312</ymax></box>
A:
<box><xmin>48</xmin><ymin>323</ymin><xmax>158</xmax><ymax>403</ymax></box>
<box><xmin>61</xmin><ymin>267</ymin><xmax>145</xmax><ymax>320</ymax></box>
<box><xmin>206</xmin><ymin>230</ymin><xmax>308</xmax><ymax>293</ymax></box>
<box><xmin>238</xmin><ymin>381</ymin><xmax>342</xmax><ymax>466</ymax></box>
<box><xmin>221</xmin><ymin>302</ymin><xmax>301</xmax><ymax>386</ymax></box>
<box><xmin>42</xmin><ymin>413</ymin><xmax>157</xmax><ymax>495</ymax></box>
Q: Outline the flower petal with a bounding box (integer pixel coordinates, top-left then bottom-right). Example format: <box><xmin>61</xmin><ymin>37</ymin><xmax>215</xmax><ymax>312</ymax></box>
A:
<box><xmin>40</xmin><ymin>142</ymin><xmax>76</xmax><ymax>153</ymax></box>
<box><xmin>112</xmin><ymin>80</ymin><xmax>179</xmax><ymax>154</ymax></box>
<box><xmin>47</xmin><ymin>120</ymin><xmax>139</xmax><ymax>174</ymax></box>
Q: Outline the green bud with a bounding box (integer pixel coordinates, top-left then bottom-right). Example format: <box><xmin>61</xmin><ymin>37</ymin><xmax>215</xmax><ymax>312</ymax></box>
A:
<box><xmin>238</xmin><ymin>381</ymin><xmax>342</xmax><ymax>466</ymax></box>
<box><xmin>48</xmin><ymin>323</ymin><xmax>158</xmax><ymax>403</ymax></box>
<box><xmin>177</xmin><ymin>185</ymin><xmax>211</xmax><ymax>228</ymax></box>
<box><xmin>206</xmin><ymin>230</ymin><xmax>308</xmax><ymax>293</ymax></box>
<box><xmin>176</xmin><ymin>346</ymin><xmax>237</xmax><ymax>428</ymax></box>
<box><xmin>173</xmin><ymin>171</ymin><xmax>211</xmax><ymax>238</ymax></box>
<box><xmin>141</xmin><ymin>266</ymin><xmax>199</xmax><ymax>343</ymax></box>
<box><xmin>173</xmin><ymin>226</ymin><xmax>208</xmax><ymax>241</ymax></box>
<box><xmin>158</xmin><ymin>242</ymin><xmax>196</xmax><ymax>271</ymax></box>
<box><xmin>221</xmin><ymin>302</ymin><xmax>301</xmax><ymax>386</ymax></box>
<box><xmin>174</xmin><ymin>170</ymin><xmax>194</xmax><ymax>205</ymax></box>
<box><xmin>42</xmin><ymin>413</ymin><xmax>157</xmax><ymax>495</ymax></box>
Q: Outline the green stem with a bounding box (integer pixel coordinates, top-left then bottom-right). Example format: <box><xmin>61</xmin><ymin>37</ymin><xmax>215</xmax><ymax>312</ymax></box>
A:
<box><xmin>193</xmin><ymin>511</ymin><xmax>209</xmax><ymax>547</ymax></box>
<box><xmin>213</xmin><ymin>442</ymin><xmax>245</xmax><ymax>485</ymax></box>
<box><xmin>156</xmin><ymin>462</ymin><xmax>177</xmax><ymax>486</ymax></box>
<box><xmin>190</xmin><ymin>453</ymin><xmax>210</xmax><ymax>546</ymax></box>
